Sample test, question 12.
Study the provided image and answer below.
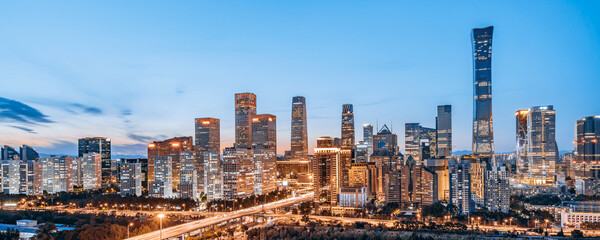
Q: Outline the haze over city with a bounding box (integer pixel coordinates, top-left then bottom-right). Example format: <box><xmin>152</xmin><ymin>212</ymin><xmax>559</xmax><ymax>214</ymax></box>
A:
<box><xmin>1</xmin><ymin>1</ymin><xmax>599</xmax><ymax>157</ymax></box>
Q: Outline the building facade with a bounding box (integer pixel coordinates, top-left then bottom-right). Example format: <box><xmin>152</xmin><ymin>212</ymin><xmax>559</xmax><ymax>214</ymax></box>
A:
<box><xmin>78</xmin><ymin>137</ymin><xmax>112</xmax><ymax>186</ymax></box>
<box><xmin>436</xmin><ymin>105</ymin><xmax>452</xmax><ymax>158</ymax></box>
<box><xmin>291</xmin><ymin>96</ymin><xmax>308</xmax><ymax>161</ymax></box>
<box><xmin>472</xmin><ymin>26</ymin><xmax>495</xmax><ymax>157</ymax></box>
<box><xmin>120</xmin><ymin>162</ymin><xmax>142</xmax><ymax>197</ymax></box>
<box><xmin>235</xmin><ymin>93</ymin><xmax>257</xmax><ymax>149</ymax></box>
<box><xmin>195</xmin><ymin>117</ymin><xmax>220</xmax><ymax>192</ymax></box>
<box><xmin>222</xmin><ymin>147</ymin><xmax>254</xmax><ymax>200</ymax></box>
<box><xmin>147</xmin><ymin>137</ymin><xmax>193</xmax><ymax>191</ymax></box>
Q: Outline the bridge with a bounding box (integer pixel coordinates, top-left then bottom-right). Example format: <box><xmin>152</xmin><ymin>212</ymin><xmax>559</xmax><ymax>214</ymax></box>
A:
<box><xmin>125</xmin><ymin>192</ymin><xmax>313</xmax><ymax>240</ymax></box>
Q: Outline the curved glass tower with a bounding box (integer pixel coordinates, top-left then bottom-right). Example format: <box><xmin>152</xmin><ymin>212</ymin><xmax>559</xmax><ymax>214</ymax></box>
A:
<box><xmin>471</xmin><ymin>26</ymin><xmax>494</xmax><ymax>156</ymax></box>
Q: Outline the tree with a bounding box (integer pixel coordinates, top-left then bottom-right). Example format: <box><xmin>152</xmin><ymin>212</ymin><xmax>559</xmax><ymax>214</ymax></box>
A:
<box><xmin>571</xmin><ymin>229</ymin><xmax>584</xmax><ymax>238</ymax></box>
<box><xmin>0</xmin><ymin>228</ymin><xmax>20</xmax><ymax>240</ymax></box>
<box><xmin>301</xmin><ymin>214</ymin><xmax>310</xmax><ymax>223</ymax></box>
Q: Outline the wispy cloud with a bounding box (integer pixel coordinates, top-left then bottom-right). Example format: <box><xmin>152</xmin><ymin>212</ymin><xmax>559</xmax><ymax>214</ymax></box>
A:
<box><xmin>0</xmin><ymin>97</ymin><xmax>53</xmax><ymax>124</ymax></box>
<box><xmin>127</xmin><ymin>133</ymin><xmax>166</xmax><ymax>143</ymax></box>
<box><xmin>66</xmin><ymin>103</ymin><xmax>103</xmax><ymax>115</ymax></box>
<box><xmin>11</xmin><ymin>125</ymin><xmax>38</xmax><ymax>134</ymax></box>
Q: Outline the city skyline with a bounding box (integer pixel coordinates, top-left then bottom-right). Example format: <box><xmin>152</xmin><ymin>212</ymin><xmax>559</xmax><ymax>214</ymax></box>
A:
<box><xmin>1</xmin><ymin>1</ymin><xmax>599</xmax><ymax>156</ymax></box>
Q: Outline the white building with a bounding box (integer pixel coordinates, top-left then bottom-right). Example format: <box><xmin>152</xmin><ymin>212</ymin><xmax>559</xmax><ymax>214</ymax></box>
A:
<box><xmin>41</xmin><ymin>156</ymin><xmax>73</xmax><ymax>194</ymax></box>
<box><xmin>204</xmin><ymin>150</ymin><xmax>223</xmax><ymax>201</ymax></box>
<box><xmin>81</xmin><ymin>153</ymin><xmax>102</xmax><ymax>190</ymax></box>
<box><xmin>120</xmin><ymin>162</ymin><xmax>142</xmax><ymax>197</ymax></box>
<box><xmin>149</xmin><ymin>156</ymin><xmax>172</xmax><ymax>198</ymax></box>
<box><xmin>339</xmin><ymin>187</ymin><xmax>368</xmax><ymax>207</ymax></box>
<box><xmin>1</xmin><ymin>160</ymin><xmax>20</xmax><ymax>194</ymax></box>
<box><xmin>561</xmin><ymin>211</ymin><xmax>600</xmax><ymax>228</ymax></box>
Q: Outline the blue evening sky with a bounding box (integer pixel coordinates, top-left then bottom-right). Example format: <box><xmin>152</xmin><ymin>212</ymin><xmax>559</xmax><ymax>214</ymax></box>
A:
<box><xmin>0</xmin><ymin>1</ymin><xmax>598</xmax><ymax>156</ymax></box>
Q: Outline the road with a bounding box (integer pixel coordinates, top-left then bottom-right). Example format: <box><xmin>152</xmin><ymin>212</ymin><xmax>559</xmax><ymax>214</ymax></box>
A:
<box><xmin>125</xmin><ymin>192</ymin><xmax>313</xmax><ymax>240</ymax></box>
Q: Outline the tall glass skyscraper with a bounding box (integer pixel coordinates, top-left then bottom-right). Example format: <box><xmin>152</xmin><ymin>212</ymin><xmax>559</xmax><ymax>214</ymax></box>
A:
<box><xmin>576</xmin><ymin>116</ymin><xmax>600</xmax><ymax>162</ymax></box>
<box><xmin>341</xmin><ymin>104</ymin><xmax>355</xmax><ymax>150</ymax></box>
<box><xmin>235</xmin><ymin>93</ymin><xmax>257</xmax><ymax>149</ymax></box>
<box><xmin>471</xmin><ymin>26</ymin><xmax>494</xmax><ymax>157</ymax></box>
<box><xmin>515</xmin><ymin>106</ymin><xmax>557</xmax><ymax>185</ymax></box>
<box><xmin>290</xmin><ymin>96</ymin><xmax>308</xmax><ymax>161</ymax></box>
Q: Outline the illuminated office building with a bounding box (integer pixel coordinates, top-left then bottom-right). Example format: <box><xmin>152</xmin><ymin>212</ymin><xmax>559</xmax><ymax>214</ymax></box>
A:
<box><xmin>484</xmin><ymin>164</ymin><xmax>509</xmax><ymax>213</ymax></box>
<box><xmin>516</xmin><ymin>109</ymin><xmax>529</xmax><ymax>177</ymax></box>
<box><xmin>313</xmin><ymin>137</ymin><xmax>340</xmax><ymax>204</ymax></box>
<box><xmin>20</xmin><ymin>161</ymin><xmax>42</xmax><ymax>195</ymax></box>
<box><xmin>436</xmin><ymin>105</ymin><xmax>452</xmax><ymax>158</ymax></box>
<box><xmin>291</xmin><ymin>96</ymin><xmax>308</xmax><ymax>161</ymax></box>
<box><xmin>80</xmin><ymin>153</ymin><xmax>102</xmax><ymax>190</ymax></box>
<box><xmin>195</xmin><ymin>117</ymin><xmax>220</xmax><ymax>192</ymax></box>
<box><xmin>373</xmin><ymin>125</ymin><xmax>398</xmax><ymax>155</ymax></box>
<box><xmin>149</xmin><ymin>156</ymin><xmax>173</xmax><ymax>198</ymax></box>
<box><xmin>449</xmin><ymin>158</ymin><xmax>472</xmax><ymax>215</ymax></box>
<box><xmin>179</xmin><ymin>151</ymin><xmax>198</xmax><ymax>199</ymax></box>
<box><xmin>386</xmin><ymin>165</ymin><xmax>410</xmax><ymax>204</ymax></box>
<box><xmin>1</xmin><ymin>160</ymin><xmax>20</xmax><ymax>194</ymax></box>
<box><xmin>405</xmin><ymin>123</ymin><xmax>436</xmax><ymax>164</ymax></box>
<box><xmin>516</xmin><ymin>106</ymin><xmax>557</xmax><ymax>184</ymax></box>
<box><xmin>222</xmin><ymin>147</ymin><xmax>254</xmax><ymax>200</ymax></box>
<box><xmin>147</xmin><ymin>137</ymin><xmax>193</xmax><ymax>191</ymax></box>
<box><xmin>425</xmin><ymin>158</ymin><xmax>450</xmax><ymax>201</ymax></box>
<box><xmin>78</xmin><ymin>137</ymin><xmax>112</xmax><ymax>187</ymax></box>
<box><xmin>251</xmin><ymin>114</ymin><xmax>277</xmax><ymax>195</ymax></box>
<box><xmin>235</xmin><ymin>93</ymin><xmax>257</xmax><ymax>149</ymax></box>
<box><xmin>204</xmin><ymin>150</ymin><xmax>223</xmax><ymax>201</ymax></box>
<box><xmin>576</xmin><ymin>116</ymin><xmax>600</xmax><ymax>163</ymax></box>
<box><xmin>349</xmin><ymin>162</ymin><xmax>377</xmax><ymax>197</ymax></box>
<box><xmin>412</xmin><ymin>165</ymin><xmax>438</xmax><ymax>207</ymax></box>
<box><xmin>472</xmin><ymin>26</ymin><xmax>495</xmax><ymax>156</ymax></box>
<box><xmin>341</xmin><ymin>104</ymin><xmax>355</xmax><ymax>150</ymax></box>
<box><xmin>120</xmin><ymin>162</ymin><xmax>142</xmax><ymax>197</ymax></box>
<box><xmin>355</xmin><ymin>141</ymin><xmax>370</xmax><ymax>163</ymax></box>
<box><xmin>119</xmin><ymin>158</ymin><xmax>148</xmax><ymax>192</ymax></box>
<box><xmin>41</xmin><ymin>156</ymin><xmax>74</xmax><ymax>194</ymax></box>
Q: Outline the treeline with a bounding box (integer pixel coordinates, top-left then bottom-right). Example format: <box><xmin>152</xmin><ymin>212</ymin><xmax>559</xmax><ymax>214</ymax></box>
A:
<box><xmin>246</xmin><ymin>226</ymin><xmax>477</xmax><ymax>240</ymax></box>
<box><xmin>0</xmin><ymin>210</ymin><xmax>184</xmax><ymax>240</ymax></box>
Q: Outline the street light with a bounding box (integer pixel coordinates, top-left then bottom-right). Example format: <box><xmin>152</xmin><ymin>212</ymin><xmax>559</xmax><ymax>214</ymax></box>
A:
<box><xmin>127</xmin><ymin>222</ymin><xmax>133</xmax><ymax>238</ymax></box>
<box><xmin>158</xmin><ymin>214</ymin><xmax>165</xmax><ymax>240</ymax></box>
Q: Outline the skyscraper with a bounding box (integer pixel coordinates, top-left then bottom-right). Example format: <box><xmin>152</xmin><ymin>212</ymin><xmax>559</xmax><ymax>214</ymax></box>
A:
<box><xmin>78</xmin><ymin>137</ymin><xmax>112</xmax><ymax>186</ymax></box>
<box><xmin>291</xmin><ymin>96</ymin><xmax>308</xmax><ymax>161</ymax></box>
<box><xmin>222</xmin><ymin>147</ymin><xmax>254</xmax><ymax>200</ymax></box>
<box><xmin>120</xmin><ymin>162</ymin><xmax>142</xmax><ymax>197</ymax></box>
<box><xmin>252</xmin><ymin>114</ymin><xmax>277</xmax><ymax>195</ymax></box>
<box><xmin>516</xmin><ymin>109</ymin><xmax>529</xmax><ymax>177</ymax></box>
<box><xmin>1</xmin><ymin>145</ymin><xmax>19</xmax><ymax>160</ymax></box>
<box><xmin>313</xmin><ymin>137</ymin><xmax>340</xmax><ymax>204</ymax></box>
<box><xmin>341</xmin><ymin>104</ymin><xmax>355</xmax><ymax>150</ymax></box>
<box><xmin>449</xmin><ymin>159</ymin><xmax>472</xmax><ymax>215</ymax></box>
<box><xmin>195</xmin><ymin>117</ymin><xmax>220</xmax><ymax>193</ymax></box>
<box><xmin>516</xmin><ymin>106</ymin><xmax>557</xmax><ymax>185</ymax></box>
<box><xmin>235</xmin><ymin>93</ymin><xmax>257</xmax><ymax>149</ymax></box>
<box><xmin>576</xmin><ymin>116</ymin><xmax>600</xmax><ymax>162</ymax></box>
<box><xmin>80</xmin><ymin>153</ymin><xmax>102</xmax><ymax>190</ymax></box>
<box><xmin>405</xmin><ymin>123</ymin><xmax>436</xmax><ymax>164</ymax></box>
<box><xmin>204</xmin><ymin>150</ymin><xmax>223</xmax><ymax>201</ymax></box>
<box><xmin>472</xmin><ymin>26</ymin><xmax>494</xmax><ymax>157</ymax></box>
<box><xmin>149</xmin><ymin>156</ymin><xmax>173</xmax><ymax>198</ymax></box>
<box><xmin>19</xmin><ymin>145</ymin><xmax>39</xmax><ymax>161</ymax></box>
<box><xmin>147</xmin><ymin>137</ymin><xmax>193</xmax><ymax>191</ymax></box>
<box><xmin>362</xmin><ymin>124</ymin><xmax>374</xmax><ymax>162</ymax></box>
<box><xmin>41</xmin><ymin>156</ymin><xmax>74</xmax><ymax>194</ymax></box>
<box><xmin>436</xmin><ymin>105</ymin><xmax>452</xmax><ymax>158</ymax></box>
